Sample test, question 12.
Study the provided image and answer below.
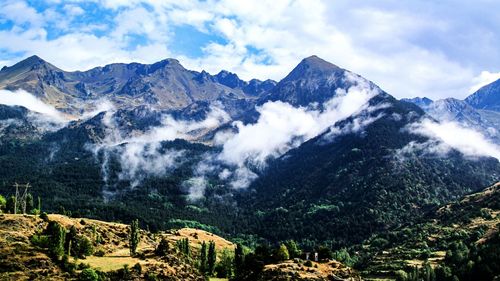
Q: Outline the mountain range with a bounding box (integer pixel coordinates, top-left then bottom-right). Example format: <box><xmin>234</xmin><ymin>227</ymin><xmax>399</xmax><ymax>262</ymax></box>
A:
<box><xmin>0</xmin><ymin>54</ymin><xmax>499</xmax><ymax>250</ymax></box>
<box><xmin>402</xmin><ymin>79</ymin><xmax>500</xmax><ymax>144</ymax></box>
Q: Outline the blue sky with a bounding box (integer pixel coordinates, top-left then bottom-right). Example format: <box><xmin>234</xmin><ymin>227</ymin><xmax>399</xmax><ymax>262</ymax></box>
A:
<box><xmin>0</xmin><ymin>0</ymin><xmax>499</xmax><ymax>100</ymax></box>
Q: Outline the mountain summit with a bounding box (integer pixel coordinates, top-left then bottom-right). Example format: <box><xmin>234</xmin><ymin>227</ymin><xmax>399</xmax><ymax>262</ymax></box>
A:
<box><xmin>262</xmin><ymin>55</ymin><xmax>372</xmax><ymax>107</ymax></box>
<box><xmin>465</xmin><ymin>78</ymin><xmax>500</xmax><ymax>111</ymax></box>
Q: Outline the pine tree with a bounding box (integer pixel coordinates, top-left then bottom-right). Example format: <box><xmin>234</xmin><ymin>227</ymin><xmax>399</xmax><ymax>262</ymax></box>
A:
<box><xmin>129</xmin><ymin>219</ymin><xmax>140</xmax><ymax>256</ymax></box>
<box><xmin>199</xmin><ymin>241</ymin><xmax>207</xmax><ymax>274</ymax></box>
<box><xmin>207</xmin><ymin>241</ymin><xmax>216</xmax><ymax>276</ymax></box>
<box><xmin>234</xmin><ymin>243</ymin><xmax>244</xmax><ymax>278</ymax></box>
<box><xmin>6</xmin><ymin>196</ymin><xmax>16</xmax><ymax>214</ymax></box>
<box><xmin>26</xmin><ymin>193</ymin><xmax>34</xmax><ymax>213</ymax></box>
<box><xmin>155</xmin><ymin>238</ymin><xmax>170</xmax><ymax>256</ymax></box>
<box><xmin>47</xmin><ymin>221</ymin><xmax>66</xmax><ymax>260</ymax></box>
<box><xmin>284</xmin><ymin>240</ymin><xmax>301</xmax><ymax>258</ymax></box>
<box><xmin>215</xmin><ymin>248</ymin><xmax>233</xmax><ymax>278</ymax></box>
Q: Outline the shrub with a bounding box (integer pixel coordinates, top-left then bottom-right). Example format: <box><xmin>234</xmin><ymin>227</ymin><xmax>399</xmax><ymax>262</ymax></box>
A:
<box><xmin>146</xmin><ymin>272</ymin><xmax>158</xmax><ymax>281</ymax></box>
<box><xmin>133</xmin><ymin>263</ymin><xmax>142</xmax><ymax>274</ymax></box>
<box><xmin>94</xmin><ymin>249</ymin><xmax>105</xmax><ymax>257</ymax></box>
<box><xmin>40</xmin><ymin>212</ymin><xmax>49</xmax><ymax>221</ymax></box>
<box><xmin>155</xmin><ymin>238</ymin><xmax>170</xmax><ymax>256</ymax></box>
<box><xmin>31</xmin><ymin>234</ymin><xmax>49</xmax><ymax>248</ymax></box>
<box><xmin>78</xmin><ymin>268</ymin><xmax>99</xmax><ymax>281</ymax></box>
<box><xmin>75</xmin><ymin>236</ymin><xmax>94</xmax><ymax>258</ymax></box>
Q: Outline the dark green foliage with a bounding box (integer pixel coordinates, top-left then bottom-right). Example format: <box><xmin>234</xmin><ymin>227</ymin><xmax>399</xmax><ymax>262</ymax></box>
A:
<box><xmin>176</xmin><ymin>238</ymin><xmax>190</xmax><ymax>257</ymax></box>
<box><xmin>332</xmin><ymin>248</ymin><xmax>358</xmax><ymax>267</ymax></box>
<box><xmin>276</xmin><ymin>244</ymin><xmax>289</xmax><ymax>261</ymax></box>
<box><xmin>6</xmin><ymin>195</ymin><xmax>16</xmax><ymax>214</ymax></box>
<box><xmin>155</xmin><ymin>238</ymin><xmax>169</xmax><ymax>257</ymax></box>
<box><xmin>284</xmin><ymin>240</ymin><xmax>300</xmax><ymax>258</ymax></box>
<box><xmin>40</xmin><ymin>212</ymin><xmax>49</xmax><ymax>221</ymax></box>
<box><xmin>78</xmin><ymin>268</ymin><xmax>99</xmax><ymax>281</ymax></box>
<box><xmin>133</xmin><ymin>263</ymin><xmax>142</xmax><ymax>274</ymax></box>
<box><xmin>236</xmin><ymin>99</ymin><xmax>500</xmax><ymax>246</ymax></box>
<box><xmin>234</xmin><ymin>243</ymin><xmax>244</xmax><ymax>279</ymax></box>
<box><xmin>215</xmin><ymin>248</ymin><xmax>233</xmax><ymax>278</ymax></box>
<box><xmin>207</xmin><ymin>241</ymin><xmax>216</xmax><ymax>275</ymax></box>
<box><xmin>26</xmin><ymin>193</ymin><xmax>34</xmax><ymax>213</ymax></box>
<box><xmin>30</xmin><ymin>234</ymin><xmax>50</xmax><ymax>248</ymax></box>
<box><xmin>199</xmin><ymin>241</ymin><xmax>207</xmax><ymax>274</ymax></box>
<box><xmin>316</xmin><ymin>245</ymin><xmax>332</xmax><ymax>260</ymax></box>
<box><xmin>46</xmin><ymin>221</ymin><xmax>66</xmax><ymax>260</ymax></box>
<box><xmin>129</xmin><ymin>219</ymin><xmax>140</xmax><ymax>256</ymax></box>
<box><xmin>74</xmin><ymin>236</ymin><xmax>94</xmax><ymax>258</ymax></box>
<box><xmin>0</xmin><ymin>194</ymin><xmax>6</xmax><ymax>213</ymax></box>
<box><xmin>145</xmin><ymin>272</ymin><xmax>158</xmax><ymax>281</ymax></box>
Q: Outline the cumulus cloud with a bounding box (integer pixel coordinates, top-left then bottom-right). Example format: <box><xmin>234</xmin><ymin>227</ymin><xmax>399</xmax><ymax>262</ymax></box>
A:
<box><xmin>469</xmin><ymin>71</ymin><xmax>500</xmax><ymax>93</ymax></box>
<box><xmin>0</xmin><ymin>89</ymin><xmax>67</xmax><ymax>122</ymax></box>
<box><xmin>211</xmin><ymin>74</ymin><xmax>383</xmax><ymax>189</ymax></box>
<box><xmin>399</xmin><ymin>118</ymin><xmax>500</xmax><ymax>160</ymax></box>
<box><xmin>0</xmin><ymin>1</ymin><xmax>498</xmax><ymax>100</ymax></box>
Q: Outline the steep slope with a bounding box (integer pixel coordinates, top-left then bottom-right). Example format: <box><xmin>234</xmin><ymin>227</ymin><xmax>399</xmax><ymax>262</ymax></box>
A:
<box><xmin>403</xmin><ymin>97</ymin><xmax>500</xmax><ymax>143</ymax></box>
<box><xmin>235</xmin><ymin>75</ymin><xmax>500</xmax><ymax>246</ymax></box>
<box><xmin>465</xmin><ymin>78</ymin><xmax>500</xmax><ymax>111</ymax></box>
<box><xmin>261</xmin><ymin>55</ymin><xmax>376</xmax><ymax>107</ymax></box>
<box><xmin>359</xmin><ymin>182</ymin><xmax>500</xmax><ymax>280</ymax></box>
<box><xmin>0</xmin><ymin>56</ymin><xmax>274</xmax><ymax>118</ymax></box>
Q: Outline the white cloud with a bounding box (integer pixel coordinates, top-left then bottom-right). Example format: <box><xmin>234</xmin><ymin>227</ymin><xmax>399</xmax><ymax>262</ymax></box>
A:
<box><xmin>87</xmin><ymin>104</ymin><xmax>230</xmax><ymax>195</ymax></box>
<box><xmin>403</xmin><ymin>118</ymin><xmax>500</xmax><ymax>160</ymax></box>
<box><xmin>1</xmin><ymin>0</ymin><xmax>498</xmax><ymax>100</ymax></box>
<box><xmin>0</xmin><ymin>89</ymin><xmax>66</xmax><ymax>122</ymax></box>
<box><xmin>469</xmin><ymin>71</ymin><xmax>500</xmax><ymax>93</ymax></box>
<box><xmin>215</xmin><ymin>74</ymin><xmax>382</xmax><ymax>188</ymax></box>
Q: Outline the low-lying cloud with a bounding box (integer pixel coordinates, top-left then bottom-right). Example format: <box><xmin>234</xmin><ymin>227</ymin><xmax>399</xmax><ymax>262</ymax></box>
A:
<box><xmin>0</xmin><ymin>89</ymin><xmax>66</xmax><ymax>122</ymax></box>
<box><xmin>400</xmin><ymin>118</ymin><xmax>500</xmax><ymax>160</ymax></box>
<box><xmin>88</xmin><ymin>105</ymin><xmax>230</xmax><ymax>198</ymax></box>
<box><xmin>210</xmin><ymin>73</ymin><xmax>384</xmax><ymax>190</ymax></box>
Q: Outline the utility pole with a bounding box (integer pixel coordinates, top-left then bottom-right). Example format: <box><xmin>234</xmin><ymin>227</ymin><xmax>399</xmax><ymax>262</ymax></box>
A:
<box><xmin>14</xmin><ymin>183</ymin><xmax>18</xmax><ymax>215</ymax></box>
<box><xmin>13</xmin><ymin>182</ymin><xmax>30</xmax><ymax>214</ymax></box>
<box><xmin>21</xmin><ymin>183</ymin><xmax>30</xmax><ymax>214</ymax></box>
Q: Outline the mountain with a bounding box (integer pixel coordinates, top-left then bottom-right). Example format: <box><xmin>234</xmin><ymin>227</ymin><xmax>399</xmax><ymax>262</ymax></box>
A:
<box><xmin>465</xmin><ymin>78</ymin><xmax>500</xmax><ymax>111</ymax></box>
<box><xmin>236</xmin><ymin>92</ymin><xmax>499</xmax><ymax>245</ymax></box>
<box><xmin>0</xmin><ymin>55</ymin><xmax>499</xmax><ymax>254</ymax></box>
<box><xmin>261</xmin><ymin>55</ymin><xmax>375</xmax><ymax>107</ymax></box>
<box><xmin>358</xmin><ymin>182</ymin><xmax>500</xmax><ymax>280</ymax></box>
<box><xmin>403</xmin><ymin>96</ymin><xmax>500</xmax><ymax>144</ymax></box>
<box><xmin>400</xmin><ymin>97</ymin><xmax>433</xmax><ymax>108</ymax></box>
<box><xmin>0</xmin><ymin>55</ymin><xmax>276</xmax><ymax>118</ymax></box>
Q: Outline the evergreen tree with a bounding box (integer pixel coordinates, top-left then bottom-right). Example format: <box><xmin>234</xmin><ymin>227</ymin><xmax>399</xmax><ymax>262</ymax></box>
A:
<box><xmin>129</xmin><ymin>219</ymin><xmax>140</xmax><ymax>256</ymax></box>
<box><xmin>207</xmin><ymin>241</ymin><xmax>216</xmax><ymax>276</ymax></box>
<box><xmin>6</xmin><ymin>196</ymin><xmax>16</xmax><ymax>214</ymax></box>
<box><xmin>234</xmin><ymin>243</ymin><xmax>244</xmax><ymax>278</ymax></box>
<box><xmin>155</xmin><ymin>238</ymin><xmax>170</xmax><ymax>256</ymax></box>
<box><xmin>284</xmin><ymin>240</ymin><xmax>301</xmax><ymax>258</ymax></box>
<box><xmin>199</xmin><ymin>241</ymin><xmax>207</xmax><ymax>274</ymax></box>
<box><xmin>26</xmin><ymin>193</ymin><xmax>34</xmax><ymax>213</ymax></box>
<box><xmin>215</xmin><ymin>248</ymin><xmax>233</xmax><ymax>278</ymax></box>
<box><xmin>176</xmin><ymin>238</ymin><xmax>190</xmax><ymax>257</ymax></box>
<box><xmin>47</xmin><ymin>221</ymin><xmax>66</xmax><ymax>260</ymax></box>
<box><xmin>277</xmin><ymin>244</ymin><xmax>290</xmax><ymax>261</ymax></box>
<box><xmin>66</xmin><ymin>225</ymin><xmax>78</xmax><ymax>256</ymax></box>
